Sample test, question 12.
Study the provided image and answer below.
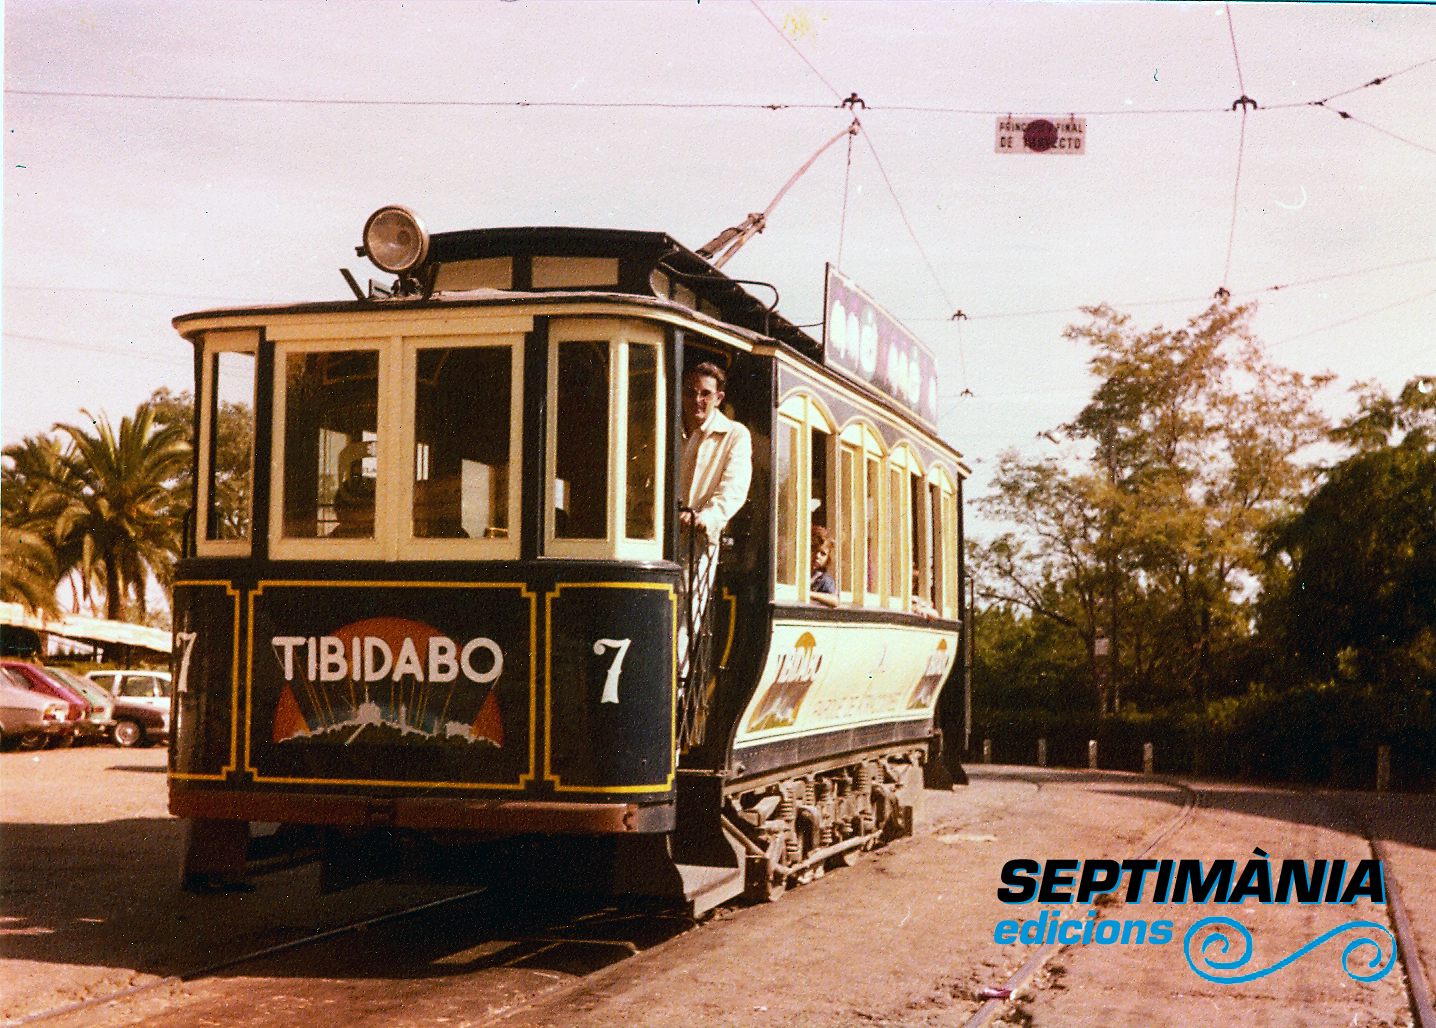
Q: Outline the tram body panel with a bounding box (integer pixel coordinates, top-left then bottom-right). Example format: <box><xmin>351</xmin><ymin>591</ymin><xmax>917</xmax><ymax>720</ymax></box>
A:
<box><xmin>170</xmin><ymin>564</ymin><xmax>679</xmax><ymax>829</ymax></box>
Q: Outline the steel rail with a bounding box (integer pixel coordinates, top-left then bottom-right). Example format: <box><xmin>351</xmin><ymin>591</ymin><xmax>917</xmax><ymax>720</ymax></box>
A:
<box><xmin>960</xmin><ymin>775</ymin><xmax>1201</xmax><ymax>1028</ymax></box>
<box><xmin>4</xmin><ymin>886</ymin><xmax>491</xmax><ymax>1027</ymax></box>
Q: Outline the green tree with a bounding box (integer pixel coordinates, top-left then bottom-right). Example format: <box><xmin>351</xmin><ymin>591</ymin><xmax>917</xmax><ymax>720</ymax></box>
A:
<box><xmin>49</xmin><ymin>404</ymin><xmax>191</xmax><ymax>622</ymax></box>
<box><xmin>0</xmin><ymin>524</ymin><xmax>62</xmax><ymax>616</ymax></box>
<box><xmin>1262</xmin><ymin>377</ymin><xmax>1436</xmax><ymax>693</ymax></box>
<box><xmin>2</xmin><ymin>433</ymin><xmax>82</xmax><ymax>614</ymax></box>
<box><xmin>976</xmin><ymin>300</ymin><xmax>1331</xmax><ymax>710</ymax></box>
<box><xmin>147</xmin><ymin>386</ymin><xmax>254</xmax><ymax>539</ymax></box>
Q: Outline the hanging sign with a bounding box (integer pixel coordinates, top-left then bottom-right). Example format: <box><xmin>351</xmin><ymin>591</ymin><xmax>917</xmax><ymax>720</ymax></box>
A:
<box><xmin>996</xmin><ymin>116</ymin><xmax>1086</xmax><ymax>154</ymax></box>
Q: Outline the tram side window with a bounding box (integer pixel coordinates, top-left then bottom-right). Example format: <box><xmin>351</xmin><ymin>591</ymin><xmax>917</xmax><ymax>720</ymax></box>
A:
<box><xmin>413</xmin><ymin>347</ymin><xmax>512</xmax><ymax>539</ymax></box>
<box><xmin>943</xmin><ymin>487</ymin><xmax>959</xmax><ymax>615</ymax></box>
<box><xmin>888</xmin><ymin>464</ymin><xmax>906</xmax><ymax>600</ymax></box>
<box><xmin>865</xmin><ymin>456</ymin><xmax>882</xmax><ymax>595</ymax></box>
<box><xmin>928</xmin><ymin>480</ymin><xmax>944</xmax><ymax>610</ymax></box>
<box><xmin>838</xmin><ymin>444</ymin><xmax>857</xmax><ymax>596</ymax></box>
<box><xmin>774</xmin><ymin>418</ymin><xmax>801</xmax><ymax>586</ymax></box>
<box><xmin>203</xmin><ymin>345</ymin><xmax>256</xmax><ymax>544</ymax></box>
<box><xmin>625</xmin><ymin>345</ymin><xmax>657</xmax><ymax>541</ymax></box>
<box><xmin>554</xmin><ymin>340</ymin><xmax>610</xmax><ymax>539</ymax></box>
<box><xmin>281</xmin><ymin>350</ymin><xmax>379</xmax><ymax>539</ymax></box>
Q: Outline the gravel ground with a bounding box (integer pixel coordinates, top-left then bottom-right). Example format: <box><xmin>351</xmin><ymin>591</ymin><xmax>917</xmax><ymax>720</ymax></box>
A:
<box><xmin>2</xmin><ymin>748</ymin><xmax>1431</xmax><ymax>1028</ymax></box>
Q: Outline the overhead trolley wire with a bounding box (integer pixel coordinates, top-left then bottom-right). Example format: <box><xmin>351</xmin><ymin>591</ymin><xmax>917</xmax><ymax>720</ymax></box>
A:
<box><xmin>1221</xmin><ymin>4</ymin><xmax>1256</xmax><ymax>291</ymax></box>
<box><xmin>1272</xmin><ymin>285</ymin><xmax>1436</xmax><ymax>349</ymax></box>
<box><xmin>902</xmin><ymin>255</ymin><xmax>1436</xmax><ymax>323</ymax></box>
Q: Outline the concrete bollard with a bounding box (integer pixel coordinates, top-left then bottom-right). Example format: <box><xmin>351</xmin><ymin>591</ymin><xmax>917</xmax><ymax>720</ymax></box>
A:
<box><xmin>1143</xmin><ymin>742</ymin><xmax>1154</xmax><ymax>775</ymax></box>
<box><xmin>983</xmin><ymin>738</ymin><xmax>992</xmax><ymax>764</ymax></box>
<box><xmin>1377</xmin><ymin>745</ymin><xmax>1391</xmax><ymax>792</ymax></box>
<box><xmin>1037</xmin><ymin>738</ymin><xmax>1047</xmax><ymax>768</ymax></box>
<box><xmin>1088</xmin><ymin>739</ymin><xmax>1098</xmax><ymax>770</ymax></box>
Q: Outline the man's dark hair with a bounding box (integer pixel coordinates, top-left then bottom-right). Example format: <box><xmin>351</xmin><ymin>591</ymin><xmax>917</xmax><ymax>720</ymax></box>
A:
<box><xmin>685</xmin><ymin>361</ymin><xmax>727</xmax><ymax>391</ymax></box>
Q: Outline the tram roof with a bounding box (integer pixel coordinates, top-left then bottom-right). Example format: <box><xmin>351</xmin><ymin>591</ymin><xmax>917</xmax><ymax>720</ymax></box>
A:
<box><xmin>175</xmin><ymin>225</ymin><xmax>823</xmax><ymax>361</ymax></box>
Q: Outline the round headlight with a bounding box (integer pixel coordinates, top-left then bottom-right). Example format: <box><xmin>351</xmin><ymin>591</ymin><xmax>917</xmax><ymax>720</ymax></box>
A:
<box><xmin>362</xmin><ymin>206</ymin><xmax>429</xmax><ymax>274</ymax></box>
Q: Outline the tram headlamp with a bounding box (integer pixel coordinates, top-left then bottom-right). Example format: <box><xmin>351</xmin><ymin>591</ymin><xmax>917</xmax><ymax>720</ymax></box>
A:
<box><xmin>360</xmin><ymin>206</ymin><xmax>430</xmax><ymax>275</ymax></box>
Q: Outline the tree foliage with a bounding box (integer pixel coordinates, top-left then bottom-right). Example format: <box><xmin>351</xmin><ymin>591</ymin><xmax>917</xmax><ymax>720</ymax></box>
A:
<box><xmin>1262</xmin><ymin>378</ymin><xmax>1436</xmax><ymax>694</ymax></box>
<box><xmin>50</xmin><ymin>404</ymin><xmax>191</xmax><ymax>621</ymax></box>
<box><xmin>2</xmin><ymin>434</ymin><xmax>83</xmax><ymax>614</ymax></box>
<box><xmin>149</xmin><ymin>386</ymin><xmax>254</xmax><ymax>539</ymax></box>
<box><xmin>2</xmin><ymin>405</ymin><xmax>190</xmax><ymax>621</ymax></box>
<box><xmin>974</xmin><ymin>300</ymin><xmax>1332</xmax><ymax>710</ymax></box>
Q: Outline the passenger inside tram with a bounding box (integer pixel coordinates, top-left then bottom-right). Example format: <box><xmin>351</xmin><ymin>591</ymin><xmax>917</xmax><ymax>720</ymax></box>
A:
<box><xmin>810</xmin><ymin>524</ymin><xmax>839</xmax><ymax>607</ymax></box>
<box><xmin>328</xmin><ymin>445</ymin><xmax>375</xmax><ymax>538</ymax></box>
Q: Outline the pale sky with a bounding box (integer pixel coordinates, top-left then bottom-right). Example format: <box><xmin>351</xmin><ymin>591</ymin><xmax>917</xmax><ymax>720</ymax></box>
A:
<box><xmin>5</xmin><ymin>1</ymin><xmax>1434</xmax><ymax>539</ymax></box>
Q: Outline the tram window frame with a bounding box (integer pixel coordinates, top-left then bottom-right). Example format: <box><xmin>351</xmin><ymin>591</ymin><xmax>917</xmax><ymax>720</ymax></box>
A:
<box><xmin>397</xmin><ymin>333</ymin><xmax>525</xmax><ymax>561</ymax></box>
<box><xmin>838</xmin><ymin>421</ymin><xmax>888</xmax><ymax>609</ymax></box>
<box><xmin>269</xmin><ymin>337</ymin><xmax>395</xmax><ymax>560</ymax></box>
<box><xmin>774</xmin><ymin>393</ymin><xmax>835</xmax><ymax>605</ymax></box>
<box><xmin>837</xmin><ymin>442</ymin><xmax>857</xmax><ymax>602</ymax></box>
<box><xmin>544</xmin><ymin>317</ymin><xmax>666</xmax><ymax>562</ymax></box>
<box><xmin>195</xmin><ymin>329</ymin><xmax>259</xmax><ymax>557</ymax></box>
<box><xmin>887</xmin><ymin>443</ymin><xmax>921</xmax><ymax>612</ymax></box>
<box><xmin>931</xmin><ymin>465</ymin><xmax>959</xmax><ymax>618</ymax></box>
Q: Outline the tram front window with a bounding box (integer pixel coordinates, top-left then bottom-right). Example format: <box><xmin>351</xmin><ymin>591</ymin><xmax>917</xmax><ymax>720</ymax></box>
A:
<box><xmin>413</xmin><ymin>346</ymin><xmax>512</xmax><ymax>539</ymax></box>
<box><xmin>554</xmin><ymin>339</ymin><xmax>610</xmax><ymax>539</ymax></box>
<box><xmin>281</xmin><ymin>350</ymin><xmax>379</xmax><ymax>539</ymax></box>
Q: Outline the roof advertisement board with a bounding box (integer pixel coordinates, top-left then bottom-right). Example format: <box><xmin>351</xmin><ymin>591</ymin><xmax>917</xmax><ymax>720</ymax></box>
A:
<box><xmin>823</xmin><ymin>265</ymin><xmax>939</xmax><ymax>426</ymax></box>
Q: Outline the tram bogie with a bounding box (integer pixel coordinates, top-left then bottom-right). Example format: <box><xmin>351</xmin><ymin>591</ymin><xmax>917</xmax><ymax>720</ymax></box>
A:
<box><xmin>169</xmin><ymin>206</ymin><xmax>968</xmax><ymax>914</ymax></box>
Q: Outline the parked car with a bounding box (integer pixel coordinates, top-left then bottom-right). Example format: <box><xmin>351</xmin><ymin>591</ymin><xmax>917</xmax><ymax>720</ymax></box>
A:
<box><xmin>0</xmin><ymin>661</ymin><xmax>89</xmax><ymax>746</ymax></box>
<box><xmin>0</xmin><ymin>670</ymin><xmax>73</xmax><ymax>750</ymax></box>
<box><xmin>85</xmin><ymin>670</ymin><xmax>172</xmax><ymax>748</ymax></box>
<box><xmin>42</xmin><ymin>667</ymin><xmax>118</xmax><ymax>742</ymax></box>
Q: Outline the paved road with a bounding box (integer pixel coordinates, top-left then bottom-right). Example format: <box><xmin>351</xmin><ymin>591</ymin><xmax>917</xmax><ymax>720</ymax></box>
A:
<box><xmin>1</xmin><ymin>749</ymin><xmax>1431</xmax><ymax>1027</ymax></box>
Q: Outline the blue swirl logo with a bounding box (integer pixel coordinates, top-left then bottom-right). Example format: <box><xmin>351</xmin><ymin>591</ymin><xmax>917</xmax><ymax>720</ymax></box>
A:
<box><xmin>1184</xmin><ymin>917</ymin><xmax>1396</xmax><ymax>984</ymax></box>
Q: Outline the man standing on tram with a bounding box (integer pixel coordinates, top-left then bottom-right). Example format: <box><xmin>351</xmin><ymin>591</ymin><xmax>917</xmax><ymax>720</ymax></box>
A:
<box><xmin>677</xmin><ymin>361</ymin><xmax>752</xmax><ymax>679</ymax></box>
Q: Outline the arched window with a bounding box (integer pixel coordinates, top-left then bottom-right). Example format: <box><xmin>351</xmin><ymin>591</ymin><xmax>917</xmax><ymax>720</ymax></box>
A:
<box><xmin>928</xmin><ymin>463</ymin><xmax>959</xmax><ymax>618</ymax></box>
<box><xmin>774</xmin><ymin>393</ymin><xmax>836</xmax><ymax>604</ymax></box>
<box><xmin>888</xmin><ymin>442</ymin><xmax>923</xmax><ymax>612</ymax></box>
<box><xmin>837</xmin><ymin>422</ymin><xmax>887</xmax><ymax>608</ymax></box>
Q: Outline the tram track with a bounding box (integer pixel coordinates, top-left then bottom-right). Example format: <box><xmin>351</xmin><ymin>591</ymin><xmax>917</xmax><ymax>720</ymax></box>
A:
<box><xmin>964</xmin><ymin>776</ymin><xmax>1434</xmax><ymax>1028</ymax></box>
<box><xmin>959</xmin><ymin>774</ymin><xmax>1201</xmax><ymax>1028</ymax></box>
<box><xmin>5</xmin><ymin>884</ymin><xmax>694</xmax><ymax>1028</ymax></box>
<box><xmin>5</xmin><ymin>887</ymin><xmax>494</xmax><ymax>1028</ymax></box>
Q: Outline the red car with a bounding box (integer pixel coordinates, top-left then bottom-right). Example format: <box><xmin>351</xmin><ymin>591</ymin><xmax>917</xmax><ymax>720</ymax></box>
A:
<box><xmin>0</xmin><ymin>661</ymin><xmax>89</xmax><ymax>747</ymax></box>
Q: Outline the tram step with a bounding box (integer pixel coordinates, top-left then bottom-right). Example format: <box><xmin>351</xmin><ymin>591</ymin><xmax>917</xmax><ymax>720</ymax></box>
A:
<box><xmin>675</xmin><ymin>862</ymin><xmax>745</xmax><ymax>916</ymax></box>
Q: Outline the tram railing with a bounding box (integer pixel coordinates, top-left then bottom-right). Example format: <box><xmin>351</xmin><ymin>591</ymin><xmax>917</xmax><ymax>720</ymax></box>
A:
<box><xmin>677</xmin><ymin>509</ymin><xmax>719</xmax><ymax>751</ymax></box>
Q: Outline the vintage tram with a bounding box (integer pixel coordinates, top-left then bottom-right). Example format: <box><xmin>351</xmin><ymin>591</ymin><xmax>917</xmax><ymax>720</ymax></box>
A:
<box><xmin>170</xmin><ymin>206</ymin><xmax>968</xmax><ymax>912</ymax></box>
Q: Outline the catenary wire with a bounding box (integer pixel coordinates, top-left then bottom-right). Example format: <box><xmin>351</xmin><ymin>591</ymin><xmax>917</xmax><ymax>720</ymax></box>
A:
<box><xmin>854</xmin><ymin>120</ymin><xmax>970</xmax><ymax>388</ymax></box>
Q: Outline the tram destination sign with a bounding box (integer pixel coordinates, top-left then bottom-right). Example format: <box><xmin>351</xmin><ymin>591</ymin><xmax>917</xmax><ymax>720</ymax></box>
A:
<box><xmin>824</xmin><ymin>265</ymin><xmax>939</xmax><ymax>426</ymax></box>
<box><xmin>996</xmin><ymin>116</ymin><xmax>1086</xmax><ymax>154</ymax></box>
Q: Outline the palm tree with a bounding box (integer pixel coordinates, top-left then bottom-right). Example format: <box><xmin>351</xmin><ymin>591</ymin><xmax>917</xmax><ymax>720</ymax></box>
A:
<box><xmin>0</xmin><ymin>524</ymin><xmax>63</xmax><ymax>616</ymax></box>
<box><xmin>1</xmin><ymin>434</ymin><xmax>77</xmax><ymax>615</ymax></box>
<box><xmin>51</xmin><ymin>405</ymin><xmax>191</xmax><ymax>622</ymax></box>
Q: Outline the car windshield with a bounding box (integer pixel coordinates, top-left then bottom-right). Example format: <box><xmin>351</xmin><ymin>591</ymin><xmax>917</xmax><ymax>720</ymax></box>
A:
<box><xmin>48</xmin><ymin>668</ymin><xmax>109</xmax><ymax>702</ymax></box>
<box><xmin>116</xmin><ymin>675</ymin><xmax>169</xmax><ymax>698</ymax></box>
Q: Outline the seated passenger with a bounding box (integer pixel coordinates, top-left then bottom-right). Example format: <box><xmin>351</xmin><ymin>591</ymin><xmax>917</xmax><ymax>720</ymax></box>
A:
<box><xmin>810</xmin><ymin>525</ymin><xmax>839</xmax><ymax>607</ymax></box>
<box><xmin>329</xmin><ymin>472</ymin><xmax>375</xmax><ymax>538</ymax></box>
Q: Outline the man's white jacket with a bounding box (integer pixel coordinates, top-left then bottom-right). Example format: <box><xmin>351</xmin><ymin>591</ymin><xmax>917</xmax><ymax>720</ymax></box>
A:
<box><xmin>679</xmin><ymin>407</ymin><xmax>752</xmax><ymax>543</ymax></box>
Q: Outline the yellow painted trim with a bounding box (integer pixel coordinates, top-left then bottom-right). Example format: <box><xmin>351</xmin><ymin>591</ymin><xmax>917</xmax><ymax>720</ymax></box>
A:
<box><xmin>543</xmin><ymin>581</ymin><xmax>677</xmax><ymax>794</ymax></box>
<box><xmin>168</xmin><ymin>579</ymin><xmax>243</xmax><ymax>782</ymax></box>
<box><xmin>242</xmin><ymin>579</ymin><xmax>537</xmax><ymax>790</ymax></box>
<box><xmin>176</xmin><ymin>300</ymin><xmax>756</xmax><ymax>354</ymax></box>
<box><xmin>718</xmin><ymin>587</ymin><xmax>738</xmax><ymax>669</ymax></box>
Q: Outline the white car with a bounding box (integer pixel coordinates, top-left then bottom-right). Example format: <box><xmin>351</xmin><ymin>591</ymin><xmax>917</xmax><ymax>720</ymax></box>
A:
<box><xmin>86</xmin><ymin>670</ymin><xmax>173</xmax><ymax>747</ymax></box>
